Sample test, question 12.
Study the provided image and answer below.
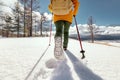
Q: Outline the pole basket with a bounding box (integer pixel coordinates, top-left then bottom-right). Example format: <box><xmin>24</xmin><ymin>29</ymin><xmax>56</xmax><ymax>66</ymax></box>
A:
<box><xmin>80</xmin><ymin>50</ymin><xmax>85</xmax><ymax>59</ymax></box>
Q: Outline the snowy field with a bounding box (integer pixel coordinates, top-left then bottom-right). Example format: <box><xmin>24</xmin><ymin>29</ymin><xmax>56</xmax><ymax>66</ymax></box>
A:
<box><xmin>0</xmin><ymin>37</ymin><xmax>120</xmax><ymax>80</ymax></box>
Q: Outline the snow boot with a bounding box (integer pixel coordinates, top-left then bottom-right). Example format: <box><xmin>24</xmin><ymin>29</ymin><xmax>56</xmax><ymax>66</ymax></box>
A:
<box><xmin>54</xmin><ymin>37</ymin><xmax>64</xmax><ymax>60</ymax></box>
<box><xmin>63</xmin><ymin>46</ymin><xmax>67</xmax><ymax>51</ymax></box>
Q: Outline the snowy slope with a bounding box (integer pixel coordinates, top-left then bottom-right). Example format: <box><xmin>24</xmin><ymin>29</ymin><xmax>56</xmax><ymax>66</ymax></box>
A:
<box><xmin>0</xmin><ymin>37</ymin><xmax>120</xmax><ymax>80</ymax></box>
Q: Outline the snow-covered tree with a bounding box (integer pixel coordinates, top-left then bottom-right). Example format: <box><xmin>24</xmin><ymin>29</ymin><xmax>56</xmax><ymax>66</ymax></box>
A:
<box><xmin>20</xmin><ymin>0</ymin><xmax>40</xmax><ymax>37</ymax></box>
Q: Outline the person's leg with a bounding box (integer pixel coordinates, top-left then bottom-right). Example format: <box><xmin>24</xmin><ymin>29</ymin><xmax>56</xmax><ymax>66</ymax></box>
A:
<box><xmin>63</xmin><ymin>21</ymin><xmax>71</xmax><ymax>50</ymax></box>
<box><xmin>54</xmin><ymin>21</ymin><xmax>64</xmax><ymax>59</ymax></box>
<box><xmin>54</xmin><ymin>20</ymin><xmax>64</xmax><ymax>38</ymax></box>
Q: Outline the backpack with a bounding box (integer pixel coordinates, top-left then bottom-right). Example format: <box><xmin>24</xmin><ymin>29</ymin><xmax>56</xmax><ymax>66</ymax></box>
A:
<box><xmin>51</xmin><ymin>0</ymin><xmax>73</xmax><ymax>15</ymax></box>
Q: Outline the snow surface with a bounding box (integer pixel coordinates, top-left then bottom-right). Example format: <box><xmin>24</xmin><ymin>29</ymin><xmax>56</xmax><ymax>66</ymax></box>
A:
<box><xmin>0</xmin><ymin>37</ymin><xmax>120</xmax><ymax>80</ymax></box>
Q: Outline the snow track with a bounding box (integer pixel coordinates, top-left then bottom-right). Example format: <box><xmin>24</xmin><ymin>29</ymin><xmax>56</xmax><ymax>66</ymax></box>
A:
<box><xmin>0</xmin><ymin>37</ymin><xmax>120</xmax><ymax>80</ymax></box>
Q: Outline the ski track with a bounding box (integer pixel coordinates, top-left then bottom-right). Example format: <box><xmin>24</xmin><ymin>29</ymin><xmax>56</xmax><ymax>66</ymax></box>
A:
<box><xmin>0</xmin><ymin>37</ymin><xmax>120</xmax><ymax>80</ymax></box>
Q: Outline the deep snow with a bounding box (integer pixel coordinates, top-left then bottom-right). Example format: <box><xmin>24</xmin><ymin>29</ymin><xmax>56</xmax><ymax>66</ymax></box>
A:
<box><xmin>0</xmin><ymin>37</ymin><xmax>120</xmax><ymax>80</ymax></box>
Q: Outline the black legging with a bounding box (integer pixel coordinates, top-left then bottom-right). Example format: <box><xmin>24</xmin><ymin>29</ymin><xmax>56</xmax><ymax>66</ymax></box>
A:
<box><xmin>55</xmin><ymin>20</ymin><xmax>71</xmax><ymax>48</ymax></box>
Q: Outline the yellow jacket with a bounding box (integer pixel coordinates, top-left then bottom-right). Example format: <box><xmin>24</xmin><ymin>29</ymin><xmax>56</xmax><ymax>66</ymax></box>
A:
<box><xmin>48</xmin><ymin>0</ymin><xmax>80</xmax><ymax>23</ymax></box>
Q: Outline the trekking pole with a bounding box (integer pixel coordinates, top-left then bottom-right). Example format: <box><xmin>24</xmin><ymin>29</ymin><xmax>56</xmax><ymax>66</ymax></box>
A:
<box><xmin>24</xmin><ymin>46</ymin><xmax>49</xmax><ymax>80</ymax></box>
<box><xmin>74</xmin><ymin>16</ymin><xmax>85</xmax><ymax>59</ymax></box>
<box><xmin>49</xmin><ymin>14</ymin><xmax>53</xmax><ymax>46</ymax></box>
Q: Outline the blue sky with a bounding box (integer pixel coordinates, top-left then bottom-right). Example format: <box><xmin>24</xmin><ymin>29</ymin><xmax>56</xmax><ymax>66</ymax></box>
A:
<box><xmin>40</xmin><ymin>0</ymin><xmax>120</xmax><ymax>26</ymax></box>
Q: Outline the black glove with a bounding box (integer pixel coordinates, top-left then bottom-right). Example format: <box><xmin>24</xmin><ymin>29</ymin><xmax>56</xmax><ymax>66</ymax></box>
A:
<box><xmin>73</xmin><ymin>15</ymin><xmax>76</xmax><ymax>17</ymax></box>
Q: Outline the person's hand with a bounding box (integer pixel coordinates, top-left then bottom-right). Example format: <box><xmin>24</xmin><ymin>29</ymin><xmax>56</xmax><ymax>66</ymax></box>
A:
<box><xmin>73</xmin><ymin>15</ymin><xmax>76</xmax><ymax>17</ymax></box>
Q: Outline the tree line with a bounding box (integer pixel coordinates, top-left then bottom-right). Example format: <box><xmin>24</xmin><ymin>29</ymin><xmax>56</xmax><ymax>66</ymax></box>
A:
<box><xmin>0</xmin><ymin>0</ymin><xmax>51</xmax><ymax>37</ymax></box>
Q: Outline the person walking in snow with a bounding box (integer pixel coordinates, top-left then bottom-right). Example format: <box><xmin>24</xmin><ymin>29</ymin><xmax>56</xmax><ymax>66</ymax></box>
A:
<box><xmin>48</xmin><ymin>0</ymin><xmax>79</xmax><ymax>59</ymax></box>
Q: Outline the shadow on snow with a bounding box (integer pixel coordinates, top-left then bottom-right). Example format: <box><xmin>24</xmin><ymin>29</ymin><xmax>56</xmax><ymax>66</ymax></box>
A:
<box><xmin>65</xmin><ymin>50</ymin><xmax>103</xmax><ymax>80</ymax></box>
<box><xmin>50</xmin><ymin>59</ymin><xmax>74</xmax><ymax>80</ymax></box>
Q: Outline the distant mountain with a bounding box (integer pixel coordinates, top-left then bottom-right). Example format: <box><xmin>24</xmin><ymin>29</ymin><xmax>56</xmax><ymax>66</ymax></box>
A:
<box><xmin>69</xmin><ymin>24</ymin><xmax>120</xmax><ymax>41</ymax></box>
<box><xmin>107</xmin><ymin>24</ymin><xmax>120</xmax><ymax>27</ymax></box>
